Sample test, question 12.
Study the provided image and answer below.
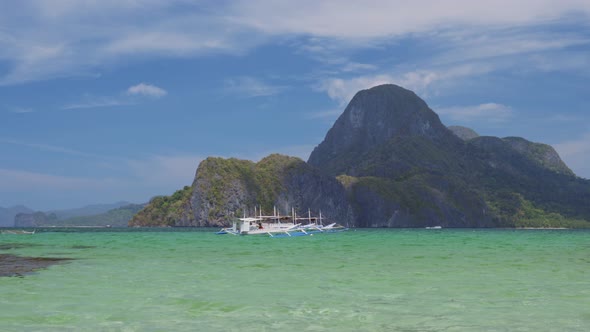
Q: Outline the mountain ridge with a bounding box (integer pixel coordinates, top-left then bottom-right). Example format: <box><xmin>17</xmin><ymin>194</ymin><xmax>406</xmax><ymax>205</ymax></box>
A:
<box><xmin>130</xmin><ymin>84</ymin><xmax>590</xmax><ymax>228</ymax></box>
<box><xmin>308</xmin><ymin>84</ymin><xmax>588</xmax><ymax>227</ymax></box>
<box><xmin>14</xmin><ymin>203</ymin><xmax>144</xmax><ymax>227</ymax></box>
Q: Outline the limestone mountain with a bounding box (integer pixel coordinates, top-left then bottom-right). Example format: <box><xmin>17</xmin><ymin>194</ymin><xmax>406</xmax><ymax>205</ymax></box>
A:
<box><xmin>308</xmin><ymin>84</ymin><xmax>460</xmax><ymax>177</ymax></box>
<box><xmin>130</xmin><ymin>154</ymin><xmax>354</xmax><ymax>227</ymax></box>
<box><xmin>308</xmin><ymin>84</ymin><xmax>590</xmax><ymax>228</ymax></box>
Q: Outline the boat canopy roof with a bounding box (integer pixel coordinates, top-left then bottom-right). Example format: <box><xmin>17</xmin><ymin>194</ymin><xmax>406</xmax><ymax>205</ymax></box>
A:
<box><xmin>238</xmin><ymin>217</ymin><xmax>264</xmax><ymax>222</ymax></box>
<box><xmin>238</xmin><ymin>215</ymin><xmax>319</xmax><ymax>222</ymax></box>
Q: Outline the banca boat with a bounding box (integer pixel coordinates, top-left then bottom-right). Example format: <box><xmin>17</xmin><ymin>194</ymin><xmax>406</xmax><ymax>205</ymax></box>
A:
<box><xmin>216</xmin><ymin>207</ymin><xmax>347</xmax><ymax>237</ymax></box>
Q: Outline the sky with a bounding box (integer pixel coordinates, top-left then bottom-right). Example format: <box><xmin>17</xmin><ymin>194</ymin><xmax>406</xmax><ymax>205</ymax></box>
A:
<box><xmin>1</xmin><ymin>1</ymin><xmax>589</xmax><ymax>210</ymax></box>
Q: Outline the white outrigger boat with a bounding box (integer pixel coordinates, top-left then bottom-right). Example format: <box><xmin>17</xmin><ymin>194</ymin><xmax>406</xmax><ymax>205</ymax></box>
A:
<box><xmin>216</xmin><ymin>207</ymin><xmax>347</xmax><ymax>237</ymax></box>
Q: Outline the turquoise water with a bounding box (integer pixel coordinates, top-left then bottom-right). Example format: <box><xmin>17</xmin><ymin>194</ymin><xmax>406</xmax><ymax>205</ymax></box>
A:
<box><xmin>1</xmin><ymin>229</ymin><xmax>589</xmax><ymax>331</ymax></box>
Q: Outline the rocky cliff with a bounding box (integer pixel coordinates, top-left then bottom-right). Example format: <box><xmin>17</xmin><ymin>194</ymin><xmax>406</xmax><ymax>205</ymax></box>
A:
<box><xmin>130</xmin><ymin>154</ymin><xmax>354</xmax><ymax>227</ymax></box>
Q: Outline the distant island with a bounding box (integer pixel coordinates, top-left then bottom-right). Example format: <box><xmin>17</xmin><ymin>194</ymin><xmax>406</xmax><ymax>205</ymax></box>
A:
<box><xmin>0</xmin><ymin>205</ymin><xmax>33</xmax><ymax>227</ymax></box>
<box><xmin>4</xmin><ymin>202</ymin><xmax>144</xmax><ymax>228</ymax></box>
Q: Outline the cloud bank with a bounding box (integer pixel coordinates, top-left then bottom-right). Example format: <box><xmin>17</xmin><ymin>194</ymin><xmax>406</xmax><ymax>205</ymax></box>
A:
<box><xmin>0</xmin><ymin>1</ymin><xmax>588</xmax><ymax>85</ymax></box>
<box><xmin>127</xmin><ymin>83</ymin><xmax>167</xmax><ymax>98</ymax></box>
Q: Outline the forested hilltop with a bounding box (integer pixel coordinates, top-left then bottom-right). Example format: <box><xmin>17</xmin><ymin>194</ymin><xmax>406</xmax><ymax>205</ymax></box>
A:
<box><xmin>131</xmin><ymin>84</ymin><xmax>590</xmax><ymax>228</ymax></box>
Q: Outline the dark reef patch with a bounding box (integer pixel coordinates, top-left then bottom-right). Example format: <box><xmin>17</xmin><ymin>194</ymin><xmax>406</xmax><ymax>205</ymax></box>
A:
<box><xmin>69</xmin><ymin>245</ymin><xmax>96</xmax><ymax>249</ymax></box>
<box><xmin>0</xmin><ymin>254</ymin><xmax>73</xmax><ymax>277</ymax></box>
<box><xmin>0</xmin><ymin>243</ymin><xmax>42</xmax><ymax>250</ymax></box>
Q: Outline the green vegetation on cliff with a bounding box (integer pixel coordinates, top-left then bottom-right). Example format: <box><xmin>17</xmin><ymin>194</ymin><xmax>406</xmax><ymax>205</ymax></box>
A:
<box><xmin>129</xmin><ymin>155</ymin><xmax>306</xmax><ymax>226</ymax></box>
<box><xmin>501</xmin><ymin>137</ymin><xmax>574</xmax><ymax>176</ymax></box>
<box><xmin>129</xmin><ymin>186</ymin><xmax>193</xmax><ymax>227</ymax></box>
<box><xmin>486</xmin><ymin>192</ymin><xmax>590</xmax><ymax>228</ymax></box>
<box><xmin>130</xmin><ymin>153</ymin><xmax>353</xmax><ymax>227</ymax></box>
<box><xmin>193</xmin><ymin>154</ymin><xmax>308</xmax><ymax>221</ymax></box>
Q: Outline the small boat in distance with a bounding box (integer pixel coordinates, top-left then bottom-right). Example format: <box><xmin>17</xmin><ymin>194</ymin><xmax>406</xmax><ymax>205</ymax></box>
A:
<box><xmin>1</xmin><ymin>229</ymin><xmax>36</xmax><ymax>235</ymax></box>
<box><xmin>216</xmin><ymin>207</ymin><xmax>347</xmax><ymax>237</ymax></box>
<box><xmin>425</xmin><ymin>226</ymin><xmax>442</xmax><ymax>229</ymax></box>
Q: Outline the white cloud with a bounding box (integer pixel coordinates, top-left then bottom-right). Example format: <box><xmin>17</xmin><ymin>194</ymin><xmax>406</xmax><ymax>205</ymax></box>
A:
<box><xmin>29</xmin><ymin>0</ymin><xmax>165</xmax><ymax>19</ymax></box>
<box><xmin>10</xmin><ymin>107</ymin><xmax>33</xmax><ymax>113</ymax></box>
<box><xmin>433</xmin><ymin>29</ymin><xmax>588</xmax><ymax>61</ymax></box>
<box><xmin>316</xmin><ymin>63</ymin><xmax>494</xmax><ymax>106</ymax></box>
<box><xmin>318</xmin><ymin>74</ymin><xmax>394</xmax><ymax>106</ymax></box>
<box><xmin>225</xmin><ymin>77</ymin><xmax>285</xmax><ymax>97</ymax></box>
<box><xmin>62</xmin><ymin>97</ymin><xmax>134</xmax><ymax>110</ymax></box>
<box><xmin>434</xmin><ymin>103</ymin><xmax>514</xmax><ymax>122</ymax></box>
<box><xmin>0</xmin><ymin>1</ymin><xmax>588</xmax><ymax>85</ymax></box>
<box><xmin>0</xmin><ymin>41</ymin><xmax>72</xmax><ymax>85</ymax></box>
<box><xmin>62</xmin><ymin>84</ymin><xmax>165</xmax><ymax>110</ymax></box>
<box><xmin>229</xmin><ymin>0</ymin><xmax>590</xmax><ymax>39</ymax></box>
<box><xmin>105</xmin><ymin>31</ymin><xmax>235</xmax><ymax>57</ymax></box>
<box><xmin>527</xmin><ymin>52</ymin><xmax>590</xmax><ymax>73</ymax></box>
<box><xmin>127</xmin><ymin>83</ymin><xmax>167</xmax><ymax>98</ymax></box>
<box><xmin>340</xmin><ymin>62</ymin><xmax>377</xmax><ymax>73</ymax></box>
<box><xmin>0</xmin><ymin>3</ymin><xmax>256</xmax><ymax>85</ymax></box>
<box><xmin>436</xmin><ymin>103</ymin><xmax>514</xmax><ymax>123</ymax></box>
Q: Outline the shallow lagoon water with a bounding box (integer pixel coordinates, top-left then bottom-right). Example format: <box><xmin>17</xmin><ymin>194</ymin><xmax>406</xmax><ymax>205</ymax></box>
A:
<box><xmin>1</xmin><ymin>228</ymin><xmax>589</xmax><ymax>331</ymax></box>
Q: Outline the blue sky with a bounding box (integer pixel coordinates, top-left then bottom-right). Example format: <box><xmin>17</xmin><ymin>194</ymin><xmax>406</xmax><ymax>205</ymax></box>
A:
<box><xmin>1</xmin><ymin>1</ymin><xmax>589</xmax><ymax>210</ymax></box>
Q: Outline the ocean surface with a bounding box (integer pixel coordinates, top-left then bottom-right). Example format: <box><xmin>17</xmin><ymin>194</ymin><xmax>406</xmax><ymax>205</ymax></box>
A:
<box><xmin>0</xmin><ymin>228</ymin><xmax>589</xmax><ymax>331</ymax></box>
